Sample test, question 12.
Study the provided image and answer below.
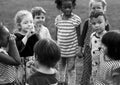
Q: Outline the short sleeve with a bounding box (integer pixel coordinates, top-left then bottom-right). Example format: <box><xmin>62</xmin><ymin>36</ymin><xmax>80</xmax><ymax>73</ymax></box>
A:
<box><xmin>55</xmin><ymin>15</ymin><xmax>61</xmax><ymax>27</ymax></box>
<box><xmin>72</xmin><ymin>14</ymin><xmax>82</xmax><ymax>26</ymax></box>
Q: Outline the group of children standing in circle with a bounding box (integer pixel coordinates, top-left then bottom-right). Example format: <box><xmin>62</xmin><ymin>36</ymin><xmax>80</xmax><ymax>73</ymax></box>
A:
<box><xmin>0</xmin><ymin>0</ymin><xmax>120</xmax><ymax>85</ymax></box>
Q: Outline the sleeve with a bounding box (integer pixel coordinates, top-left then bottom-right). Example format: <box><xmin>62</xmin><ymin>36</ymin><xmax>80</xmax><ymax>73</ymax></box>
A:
<box><xmin>80</xmin><ymin>19</ymin><xmax>89</xmax><ymax>47</ymax></box>
<box><xmin>76</xmin><ymin>24</ymin><xmax>81</xmax><ymax>46</ymax></box>
<box><xmin>14</xmin><ymin>33</ymin><xmax>25</xmax><ymax>53</ymax></box>
<box><xmin>45</xmin><ymin>27</ymin><xmax>52</xmax><ymax>39</ymax></box>
<box><xmin>54</xmin><ymin>15</ymin><xmax>60</xmax><ymax>27</ymax></box>
<box><xmin>54</xmin><ymin>16</ymin><xmax>59</xmax><ymax>41</ymax></box>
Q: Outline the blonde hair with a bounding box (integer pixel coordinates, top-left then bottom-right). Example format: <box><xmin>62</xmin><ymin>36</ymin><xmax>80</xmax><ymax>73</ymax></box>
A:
<box><xmin>14</xmin><ymin>10</ymin><xmax>32</xmax><ymax>31</ymax></box>
<box><xmin>89</xmin><ymin>0</ymin><xmax>107</xmax><ymax>12</ymax></box>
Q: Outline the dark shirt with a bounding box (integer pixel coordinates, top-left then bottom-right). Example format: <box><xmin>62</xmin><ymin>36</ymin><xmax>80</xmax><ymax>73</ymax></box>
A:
<box><xmin>15</xmin><ymin>33</ymin><xmax>39</xmax><ymax>57</ymax></box>
<box><xmin>27</xmin><ymin>71</ymin><xmax>58</xmax><ymax>85</ymax></box>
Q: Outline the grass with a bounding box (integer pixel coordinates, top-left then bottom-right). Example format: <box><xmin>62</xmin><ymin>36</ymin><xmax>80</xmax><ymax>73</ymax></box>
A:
<box><xmin>1</xmin><ymin>0</ymin><xmax>120</xmax><ymax>39</ymax></box>
<box><xmin>0</xmin><ymin>0</ymin><xmax>120</xmax><ymax>84</ymax></box>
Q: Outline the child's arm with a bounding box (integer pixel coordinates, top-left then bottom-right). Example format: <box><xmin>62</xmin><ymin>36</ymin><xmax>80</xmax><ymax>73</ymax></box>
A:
<box><xmin>76</xmin><ymin>24</ymin><xmax>83</xmax><ymax>57</ymax></box>
<box><xmin>0</xmin><ymin>51</ymin><xmax>20</xmax><ymax>65</ymax></box>
<box><xmin>15</xmin><ymin>33</ymin><xmax>26</xmax><ymax>52</ymax></box>
<box><xmin>80</xmin><ymin>19</ymin><xmax>89</xmax><ymax>47</ymax></box>
<box><xmin>55</xmin><ymin>27</ymin><xmax>58</xmax><ymax>41</ymax></box>
<box><xmin>22</xmin><ymin>29</ymin><xmax>33</xmax><ymax>45</ymax></box>
<box><xmin>8</xmin><ymin>34</ymin><xmax>21</xmax><ymax>65</ymax></box>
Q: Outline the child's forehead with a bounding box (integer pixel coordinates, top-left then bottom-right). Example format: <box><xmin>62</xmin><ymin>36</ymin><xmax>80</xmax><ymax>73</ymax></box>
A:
<box><xmin>22</xmin><ymin>14</ymin><xmax>33</xmax><ymax>20</ymax></box>
<box><xmin>35</xmin><ymin>12</ymin><xmax>45</xmax><ymax>16</ymax></box>
<box><xmin>91</xmin><ymin>1</ymin><xmax>103</xmax><ymax>7</ymax></box>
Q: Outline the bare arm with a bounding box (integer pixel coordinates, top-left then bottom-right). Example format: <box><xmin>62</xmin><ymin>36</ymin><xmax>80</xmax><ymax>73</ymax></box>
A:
<box><xmin>8</xmin><ymin>34</ymin><xmax>21</xmax><ymax>66</ymax></box>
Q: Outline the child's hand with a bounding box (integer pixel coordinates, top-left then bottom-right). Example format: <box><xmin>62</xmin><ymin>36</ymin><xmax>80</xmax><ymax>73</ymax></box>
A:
<box><xmin>76</xmin><ymin>46</ymin><xmax>83</xmax><ymax>58</ymax></box>
<box><xmin>8</xmin><ymin>34</ymin><xmax>16</xmax><ymax>44</ymax></box>
<box><xmin>26</xmin><ymin>27</ymin><xmax>35</xmax><ymax>38</ymax></box>
<box><xmin>26</xmin><ymin>60</ymin><xmax>35</xmax><ymax>68</ymax></box>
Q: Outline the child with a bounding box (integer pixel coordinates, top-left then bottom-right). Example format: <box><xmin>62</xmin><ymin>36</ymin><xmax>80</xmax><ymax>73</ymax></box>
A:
<box><xmin>89</xmin><ymin>11</ymin><xmax>107</xmax><ymax>84</ymax></box>
<box><xmin>27</xmin><ymin>38</ymin><xmax>61</xmax><ymax>85</ymax></box>
<box><xmin>95</xmin><ymin>30</ymin><xmax>120</xmax><ymax>85</ymax></box>
<box><xmin>80</xmin><ymin>0</ymin><xmax>109</xmax><ymax>85</ymax></box>
<box><xmin>14</xmin><ymin>10</ymin><xmax>39</xmax><ymax>84</ymax></box>
<box><xmin>14</xmin><ymin>10</ymin><xmax>39</xmax><ymax>57</ymax></box>
<box><xmin>0</xmin><ymin>24</ymin><xmax>21</xmax><ymax>85</ymax></box>
<box><xmin>31</xmin><ymin>6</ymin><xmax>52</xmax><ymax>39</ymax></box>
<box><xmin>55</xmin><ymin>0</ymin><xmax>82</xmax><ymax>85</ymax></box>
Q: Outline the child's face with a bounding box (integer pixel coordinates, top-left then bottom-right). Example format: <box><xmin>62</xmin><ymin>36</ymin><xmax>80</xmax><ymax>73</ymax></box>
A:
<box><xmin>34</xmin><ymin>13</ymin><xmax>45</xmax><ymax>26</ymax></box>
<box><xmin>61</xmin><ymin>1</ymin><xmax>73</xmax><ymax>17</ymax></box>
<box><xmin>20</xmin><ymin>14</ymin><xmax>34</xmax><ymax>33</ymax></box>
<box><xmin>91</xmin><ymin>15</ymin><xmax>106</xmax><ymax>33</ymax></box>
<box><xmin>0</xmin><ymin>29</ymin><xmax>10</xmax><ymax>47</ymax></box>
<box><xmin>91</xmin><ymin>2</ymin><xmax>104</xmax><ymax>13</ymax></box>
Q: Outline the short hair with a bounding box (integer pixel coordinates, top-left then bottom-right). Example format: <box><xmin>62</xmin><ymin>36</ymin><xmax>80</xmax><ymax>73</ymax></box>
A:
<box><xmin>34</xmin><ymin>39</ymin><xmax>61</xmax><ymax>68</ymax></box>
<box><xmin>14</xmin><ymin>10</ymin><xmax>32</xmax><ymax>31</ymax></box>
<box><xmin>90</xmin><ymin>11</ymin><xmax>107</xmax><ymax>21</ymax></box>
<box><xmin>101</xmin><ymin>30</ymin><xmax>120</xmax><ymax>60</ymax></box>
<box><xmin>89</xmin><ymin>0</ymin><xmax>107</xmax><ymax>11</ymax></box>
<box><xmin>31</xmin><ymin>6</ymin><xmax>46</xmax><ymax>19</ymax></box>
<box><xmin>55</xmin><ymin>0</ymin><xmax>76</xmax><ymax>10</ymax></box>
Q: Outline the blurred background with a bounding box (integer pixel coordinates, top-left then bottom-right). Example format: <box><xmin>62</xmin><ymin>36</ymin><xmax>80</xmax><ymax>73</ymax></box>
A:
<box><xmin>0</xmin><ymin>0</ymin><xmax>120</xmax><ymax>39</ymax></box>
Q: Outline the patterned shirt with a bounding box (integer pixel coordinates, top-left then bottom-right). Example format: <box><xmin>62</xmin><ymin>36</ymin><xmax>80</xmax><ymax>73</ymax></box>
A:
<box><xmin>0</xmin><ymin>48</ymin><xmax>16</xmax><ymax>84</ymax></box>
<box><xmin>90</xmin><ymin>31</ymin><xmax>106</xmax><ymax>81</ymax></box>
<box><xmin>95</xmin><ymin>52</ymin><xmax>120</xmax><ymax>85</ymax></box>
<box><xmin>55</xmin><ymin>13</ymin><xmax>81</xmax><ymax>57</ymax></box>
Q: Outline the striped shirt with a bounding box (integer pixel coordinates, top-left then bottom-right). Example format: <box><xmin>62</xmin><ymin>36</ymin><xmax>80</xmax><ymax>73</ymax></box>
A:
<box><xmin>0</xmin><ymin>48</ymin><xmax>16</xmax><ymax>84</ymax></box>
<box><xmin>55</xmin><ymin>13</ymin><xmax>81</xmax><ymax>57</ymax></box>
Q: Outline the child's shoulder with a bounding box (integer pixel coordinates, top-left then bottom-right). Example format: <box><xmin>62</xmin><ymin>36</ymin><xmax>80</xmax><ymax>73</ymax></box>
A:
<box><xmin>72</xmin><ymin>13</ymin><xmax>81</xmax><ymax>21</ymax></box>
<box><xmin>55</xmin><ymin>14</ymin><xmax>62</xmax><ymax>21</ymax></box>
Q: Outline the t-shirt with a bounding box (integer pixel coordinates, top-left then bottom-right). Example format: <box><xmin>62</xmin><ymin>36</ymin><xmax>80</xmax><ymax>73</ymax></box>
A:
<box><xmin>55</xmin><ymin>13</ymin><xmax>81</xmax><ymax>57</ymax></box>
<box><xmin>27</xmin><ymin>71</ymin><xmax>58</xmax><ymax>85</ymax></box>
<box><xmin>0</xmin><ymin>48</ymin><xmax>16</xmax><ymax>84</ymax></box>
<box><xmin>35</xmin><ymin>25</ymin><xmax>51</xmax><ymax>39</ymax></box>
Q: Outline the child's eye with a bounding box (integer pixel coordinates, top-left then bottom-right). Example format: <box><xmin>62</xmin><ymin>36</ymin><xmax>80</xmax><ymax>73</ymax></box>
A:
<box><xmin>97</xmin><ymin>7</ymin><xmax>102</xmax><ymax>9</ymax></box>
<box><xmin>92</xmin><ymin>7</ymin><xmax>95</xmax><ymax>10</ymax></box>
<box><xmin>36</xmin><ymin>17</ymin><xmax>40</xmax><ymax>19</ymax></box>
<box><xmin>98</xmin><ymin>21</ymin><xmax>102</xmax><ymax>24</ymax></box>
<box><xmin>92</xmin><ymin>22</ymin><xmax>96</xmax><ymax>25</ymax></box>
<box><xmin>41</xmin><ymin>17</ymin><xmax>45</xmax><ymax>19</ymax></box>
<box><xmin>23</xmin><ymin>22</ymin><xmax>27</xmax><ymax>24</ymax></box>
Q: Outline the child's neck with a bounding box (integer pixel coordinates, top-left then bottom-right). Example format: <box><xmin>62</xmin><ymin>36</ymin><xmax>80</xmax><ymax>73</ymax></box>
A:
<box><xmin>62</xmin><ymin>13</ymin><xmax>72</xmax><ymax>20</ymax></box>
<box><xmin>96</xmin><ymin>30</ymin><xmax>106</xmax><ymax>37</ymax></box>
<box><xmin>36</xmin><ymin>64</ymin><xmax>56</xmax><ymax>74</ymax></box>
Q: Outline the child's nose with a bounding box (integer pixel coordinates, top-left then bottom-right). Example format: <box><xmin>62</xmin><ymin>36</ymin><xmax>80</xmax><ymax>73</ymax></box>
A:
<box><xmin>95</xmin><ymin>23</ymin><xmax>99</xmax><ymax>27</ymax></box>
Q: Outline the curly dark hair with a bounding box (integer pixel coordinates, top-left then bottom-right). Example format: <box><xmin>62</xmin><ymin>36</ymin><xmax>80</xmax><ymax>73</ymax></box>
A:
<box><xmin>55</xmin><ymin>0</ymin><xmax>76</xmax><ymax>10</ymax></box>
<box><xmin>102</xmin><ymin>30</ymin><xmax>120</xmax><ymax>60</ymax></box>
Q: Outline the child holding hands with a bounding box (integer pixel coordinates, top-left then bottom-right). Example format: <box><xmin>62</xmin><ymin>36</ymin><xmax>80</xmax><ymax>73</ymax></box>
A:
<box><xmin>55</xmin><ymin>0</ymin><xmax>82</xmax><ymax>84</ymax></box>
